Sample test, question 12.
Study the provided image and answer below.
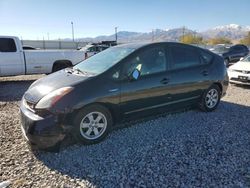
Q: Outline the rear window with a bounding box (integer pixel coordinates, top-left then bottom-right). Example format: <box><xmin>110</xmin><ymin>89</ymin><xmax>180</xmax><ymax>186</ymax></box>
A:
<box><xmin>171</xmin><ymin>46</ymin><xmax>200</xmax><ymax>69</ymax></box>
<box><xmin>0</xmin><ymin>38</ymin><xmax>17</xmax><ymax>52</ymax></box>
<box><xmin>231</xmin><ymin>45</ymin><xmax>244</xmax><ymax>51</ymax></box>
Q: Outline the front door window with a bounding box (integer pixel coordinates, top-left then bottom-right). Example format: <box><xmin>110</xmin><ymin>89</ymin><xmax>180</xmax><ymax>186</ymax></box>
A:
<box><xmin>124</xmin><ymin>47</ymin><xmax>167</xmax><ymax>77</ymax></box>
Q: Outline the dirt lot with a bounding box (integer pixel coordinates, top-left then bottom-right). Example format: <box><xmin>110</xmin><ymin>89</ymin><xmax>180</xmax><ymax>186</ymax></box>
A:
<box><xmin>0</xmin><ymin>75</ymin><xmax>250</xmax><ymax>187</ymax></box>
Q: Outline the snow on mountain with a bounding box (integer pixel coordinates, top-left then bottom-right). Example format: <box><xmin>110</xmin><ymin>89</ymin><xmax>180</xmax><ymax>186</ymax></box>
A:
<box><xmin>76</xmin><ymin>24</ymin><xmax>250</xmax><ymax>43</ymax></box>
<box><xmin>212</xmin><ymin>24</ymin><xmax>250</xmax><ymax>31</ymax></box>
<box><xmin>214</xmin><ymin>24</ymin><xmax>242</xmax><ymax>30</ymax></box>
<box><xmin>201</xmin><ymin>24</ymin><xmax>250</xmax><ymax>40</ymax></box>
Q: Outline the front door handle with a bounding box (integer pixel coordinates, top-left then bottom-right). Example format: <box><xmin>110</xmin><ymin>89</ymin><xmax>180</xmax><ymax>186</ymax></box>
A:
<box><xmin>201</xmin><ymin>70</ymin><xmax>208</xmax><ymax>76</ymax></box>
<box><xmin>160</xmin><ymin>78</ymin><xmax>169</xmax><ymax>85</ymax></box>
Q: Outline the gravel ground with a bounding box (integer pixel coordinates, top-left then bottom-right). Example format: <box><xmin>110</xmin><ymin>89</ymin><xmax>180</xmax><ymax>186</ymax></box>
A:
<box><xmin>0</xmin><ymin>75</ymin><xmax>250</xmax><ymax>188</ymax></box>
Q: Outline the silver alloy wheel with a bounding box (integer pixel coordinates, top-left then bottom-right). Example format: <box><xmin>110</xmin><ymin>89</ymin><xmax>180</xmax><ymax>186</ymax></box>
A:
<box><xmin>79</xmin><ymin>111</ymin><xmax>107</xmax><ymax>140</ymax></box>
<box><xmin>205</xmin><ymin>88</ymin><xmax>219</xmax><ymax>109</ymax></box>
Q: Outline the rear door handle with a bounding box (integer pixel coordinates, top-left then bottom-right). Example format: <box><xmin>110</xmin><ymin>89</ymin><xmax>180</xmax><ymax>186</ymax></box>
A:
<box><xmin>160</xmin><ymin>78</ymin><xmax>169</xmax><ymax>84</ymax></box>
<box><xmin>201</xmin><ymin>70</ymin><xmax>208</xmax><ymax>76</ymax></box>
<box><xmin>109</xmin><ymin>88</ymin><xmax>119</xmax><ymax>92</ymax></box>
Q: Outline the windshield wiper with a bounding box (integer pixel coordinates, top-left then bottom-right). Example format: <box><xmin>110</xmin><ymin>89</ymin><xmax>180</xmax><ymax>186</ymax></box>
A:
<box><xmin>72</xmin><ymin>68</ymin><xmax>94</xmax><ymax>76</ymax></box>
<box><xmin>65</xmin><ymin>67</ymin><xmax>74</xmax><ymax>74</ymax></box>
<box><xmin>73</xmin><ymin>68</ymin><xmax>86</xmax><ymax>74</ymax></box>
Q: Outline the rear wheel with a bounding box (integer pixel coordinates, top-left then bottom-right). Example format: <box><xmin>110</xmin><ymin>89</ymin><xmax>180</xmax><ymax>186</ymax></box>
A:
<box><xmin>72</xmin><ymin>105</ymin><xmax>112</xmax><ymax>144</ymax></box>
<box><xmin>199</xmin><ymin>85</ymin><xmax>221</xmax><ymax>112</ymax></box>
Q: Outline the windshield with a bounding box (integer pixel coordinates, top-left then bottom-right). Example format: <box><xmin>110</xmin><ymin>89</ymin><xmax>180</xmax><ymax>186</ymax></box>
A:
<box><xmin>241</xmin><ymin>55</ymin><xmax>250</xmax><ymax>62</ymax></box>
<box><xmin>74</xmin><ymin>47</ymin><xmax>135</xmax><ymax>74</ymax></box>
<box><xmin>212</xmin><ymin>46</ymin><xmax>229</xmax><ymax>54</ymax></box>
<box><xmin>80</xmin><ymin>45</ymin><xmax>93</xmax><ymax>51</ymax></box>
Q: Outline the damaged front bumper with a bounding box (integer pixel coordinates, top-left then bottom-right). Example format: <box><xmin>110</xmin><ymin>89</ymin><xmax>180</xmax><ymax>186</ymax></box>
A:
<box><xmin>19</xmin><ymin>99</ymin><xmax>69</xmax><ymax>149</ymax></box>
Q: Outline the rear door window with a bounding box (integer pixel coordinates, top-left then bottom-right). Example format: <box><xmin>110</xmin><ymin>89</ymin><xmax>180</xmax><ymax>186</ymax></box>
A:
<box><xmin>171</xmin><ymin>45</ymin><xmax>200</xmax><ymax>69</ymax></box>
<box><xmin>0</xmin><ymin>38</ymin><xmax>17</xmax><ymax>52</ymax></box>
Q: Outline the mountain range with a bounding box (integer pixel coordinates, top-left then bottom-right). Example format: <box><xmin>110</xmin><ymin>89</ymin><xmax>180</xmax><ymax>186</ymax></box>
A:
<box><xmin>75</xmin><ymin>24</ymin><xmax>250</xmax><ymax>43</ymax></box>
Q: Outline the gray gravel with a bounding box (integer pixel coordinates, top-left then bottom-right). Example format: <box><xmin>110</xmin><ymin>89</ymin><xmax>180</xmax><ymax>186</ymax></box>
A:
<box><xmin>0</xmin><ymin>75</ymin><xmax>250</xmax><ymax>187</ymax></box>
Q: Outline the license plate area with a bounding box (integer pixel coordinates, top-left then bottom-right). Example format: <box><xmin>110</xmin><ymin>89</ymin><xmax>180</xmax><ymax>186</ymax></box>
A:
<box><xmin>238</xmin><ymin>76</ymin><xmax>248</xmax><ymax>81</ymax></box>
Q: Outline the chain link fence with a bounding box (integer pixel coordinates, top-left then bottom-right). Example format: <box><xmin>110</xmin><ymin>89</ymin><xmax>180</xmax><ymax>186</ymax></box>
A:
<box><xmin>21</xmin><ymin>40</ymin><xmax>88</xmax><ymax>50</ymax></box>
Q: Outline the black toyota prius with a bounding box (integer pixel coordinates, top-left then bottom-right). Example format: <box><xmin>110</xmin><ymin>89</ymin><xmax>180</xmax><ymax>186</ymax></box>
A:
<box><xmin>20</xmin><ymin>42</ymin><xmax>228</xmax><ymax>149</ymax></box>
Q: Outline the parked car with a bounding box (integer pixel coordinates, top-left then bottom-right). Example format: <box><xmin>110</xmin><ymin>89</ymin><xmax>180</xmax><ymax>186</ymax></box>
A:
<box><xmin>0</xmin><ymin>36</ymin><xmax>85</xmax><ymax>77</ymax></box>
<box><xmin>209</xmin><ymin>44</ymin><xmax>230</xmax><ymax>55</ymax></box>
<box><xmin>79</xmin><ymin>44</ymin><xmax>109</xmax><ymax>59</ymax></box>
<box><xmin>228</xmin><ymin>55</ymin><xmax>250</xmax><ymax>85</ymax></box>
<box><xmin>20</xmin><ymin>42</ymin><xmax>228</xmax><ymax>150</ymax></box>
<box><xmin>222</xmin><ymin>44</ymin><xmax>249</xmax><ymax>66</ymax></box>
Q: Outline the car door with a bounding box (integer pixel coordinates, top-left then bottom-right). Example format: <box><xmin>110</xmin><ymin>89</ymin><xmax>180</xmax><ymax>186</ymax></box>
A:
<box><xmin>166</xmin><ymin>44</ymin><xmax>211</xmax><ymax>104</ymax></box>
<box><xmin>120</xmin><ymin>45</ymin><xmax>171</xmax><ymax>117</ymax></box>
<box><xmin>0</xmin><ymin>38</ymin><xmax>25</xmax><ymax>76</ymax></box>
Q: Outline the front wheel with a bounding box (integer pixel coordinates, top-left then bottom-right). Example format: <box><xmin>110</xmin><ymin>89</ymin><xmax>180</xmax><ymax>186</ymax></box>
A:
<box><xmin>72</xmin><ymin>105</ymin><xmax>113</xmax><ymax>144</ymax></box>
<box><xmin>199</xmin><ymin>85</ymin><xmax>221</xmax><ymax>112</ymax></box>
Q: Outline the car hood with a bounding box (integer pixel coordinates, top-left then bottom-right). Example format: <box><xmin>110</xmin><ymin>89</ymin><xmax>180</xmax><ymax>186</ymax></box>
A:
<box><xmin>24</xmin><ymin>69</ymin><xmax>92</xmax><ymax>103</ymax></box>
<box><xmin>230</xmin><ymin>61</ymin><xmax>250</xmax><ymax>71</ymax></box>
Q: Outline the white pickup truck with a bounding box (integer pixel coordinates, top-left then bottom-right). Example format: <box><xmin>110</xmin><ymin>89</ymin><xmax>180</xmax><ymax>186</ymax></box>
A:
<box><xmin>0</xmin><ymin>36</ymin><xmax>85</xmax><ymax>76</ymax></box>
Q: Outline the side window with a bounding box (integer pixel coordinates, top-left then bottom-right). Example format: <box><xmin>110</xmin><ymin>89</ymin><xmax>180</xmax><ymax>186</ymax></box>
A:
<box><xmin>171</xmin><ymin>46</ymin><xmax>200</xmax><ymax>69</ymax></box>
<box><xmin>125</xmin><ymin>47</ymin><xmax>167</xmax><ymax>77</ymax></box>
<box><xmin>88</xmin><ymin>47</ymin><xmax>94</xmax><ymax>52</ymax></box>
<box><xmin>0</xmin><ymin>38</ymin><xmax>17</xmax><ymax>52</ymax></box>
<box><xmin>231</xmin><ymin>46</ymin><xmax>243</xmax><ymax>51</ymax></box>
<box><xmin>200</xmin><ymin>50</ymin><xmax>213</xmax><ymax>64</ymax></box>
<box><xmin>235</xmin><ymin>46</ymin><xmax>243</xmax><ymax>51</ymax></box>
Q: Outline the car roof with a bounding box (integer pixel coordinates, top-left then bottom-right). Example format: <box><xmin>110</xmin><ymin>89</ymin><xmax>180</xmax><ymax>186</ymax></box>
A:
<box><xmin>114</xmin><ymin>42</ymin><xmax>211</xmax><ymax>54</ymax></box>
<box><xmin>232</xmin><ymin>44</ymin><xmax>247</xmax><ymax>47</ymax></box>
<box><xmin>114</xmin><ymin>42</ymin><xmax>183</xmax><ymax>50</ymax></box>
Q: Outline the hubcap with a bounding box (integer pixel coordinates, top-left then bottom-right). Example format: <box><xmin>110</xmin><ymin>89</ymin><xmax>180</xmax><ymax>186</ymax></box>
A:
<box><xmin>205</xmin><ymin>88</ymin><xmax>219</xmax><ymax>109</ymax></box>
<box><xmin>79</xmin><ymin>112</ymin><xmax>107</xmax><ymax>140</ymax></box>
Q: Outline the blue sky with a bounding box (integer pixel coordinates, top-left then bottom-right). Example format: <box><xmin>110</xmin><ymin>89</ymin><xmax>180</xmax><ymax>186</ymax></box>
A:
<box><xmin>0</xmin><ymin>0</ymin><xmax>249</xmax><ymax>39</ymax></box>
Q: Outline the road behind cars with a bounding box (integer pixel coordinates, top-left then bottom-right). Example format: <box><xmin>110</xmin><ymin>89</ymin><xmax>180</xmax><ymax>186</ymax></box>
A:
<box><xmin>0</xmin><ymin>75</ymin><xmax>250</xmax><ymax>187</ymax></box>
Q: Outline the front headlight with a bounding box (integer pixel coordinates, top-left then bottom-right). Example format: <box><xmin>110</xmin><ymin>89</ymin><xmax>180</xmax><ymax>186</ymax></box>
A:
<box><xmin>227</xmin><ymin>68</ymin><xmax>234</xmax><ymax>72</ymax></box>
<box><xmin>35</xmin><ymin>87</ymin><xmax>73</xmax><ymax>109</ymax></box>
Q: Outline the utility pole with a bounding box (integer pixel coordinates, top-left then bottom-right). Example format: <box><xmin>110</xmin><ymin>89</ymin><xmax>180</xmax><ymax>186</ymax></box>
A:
<box><xmin>194</xmin><ymin>30</ymin><xmax>197</xmax><ymax>45</ymax></box>
<box><xmin>152</xmin><ymin>29</ymin><xmax>155</xmax><ymax>41</ymax></box>
<box><xmin>182</xmin><ymin>26</ymin><xmax>186</xmax><ymax>42</ymax></box>
<box><xmin>20</xmin><ymin>36</ymin><xmax>23</xmax><ymax>45</ymax></box>
<box><xmin>43</xmin><ymin>36</ymin><xmax>45</xmax><ymax>49</ymax></box>
<box><xmin>71</xmin><ymin>21</ymin><xmax>75</xmax><ymax>42</ymax></box>
<box><xmin>47</xmin><ymin>33</ymin><xmax>50</xmax><ymax>40</ymax></box>
<box><xmin>115</xmin><ymin>27</ymin><xmax>118</xmax><ymax>42</ymax></box>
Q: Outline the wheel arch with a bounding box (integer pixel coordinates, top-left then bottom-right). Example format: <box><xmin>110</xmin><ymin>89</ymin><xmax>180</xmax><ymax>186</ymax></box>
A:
<box><xmin>213</xmin><ymin>82</ymin><xmax>222</xmax><ymax>95</ymax></box>
<box><xmin>52</xmin><ymin>60</ymin><xmax>73</xmax><ymax>72</ymax></box>
<box><xmin>69</xmin><ymin>102</ymin><xmax>119</xmax><ymax>126</ymax></box>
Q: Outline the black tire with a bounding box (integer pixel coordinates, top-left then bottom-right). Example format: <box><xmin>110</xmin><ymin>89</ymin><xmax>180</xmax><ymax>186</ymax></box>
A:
<box><xmin>72</xmin><ymin>104</ymin><xmax>113</xmax><ymax>144</ymax></box>
<box><xmin>199</xmin><ymin>84</ymin><xmax>221</xmax><ymax>112</ymax></box>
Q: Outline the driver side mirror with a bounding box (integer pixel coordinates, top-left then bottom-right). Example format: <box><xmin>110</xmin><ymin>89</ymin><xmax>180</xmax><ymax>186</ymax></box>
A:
<box><xmin>129</xmin><ymin>69</ymin><xmax>140</xmax><ymax>81</ymax></box>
